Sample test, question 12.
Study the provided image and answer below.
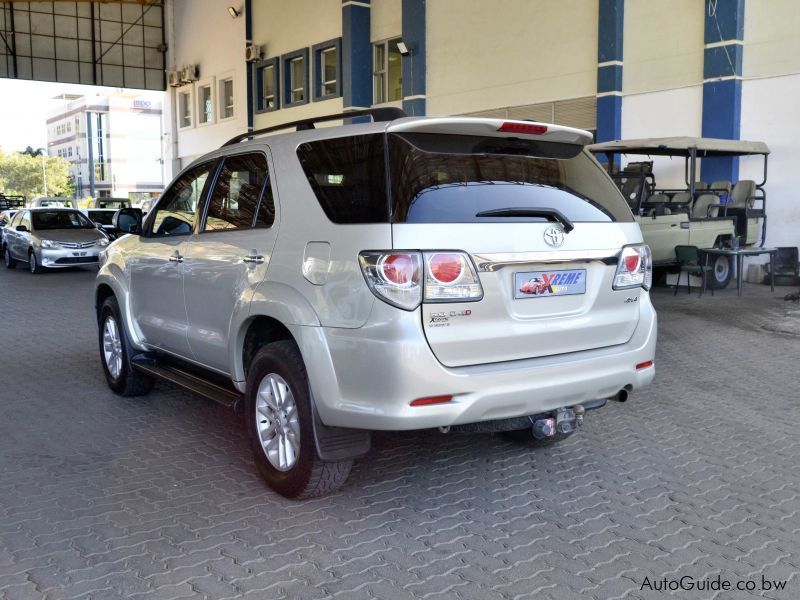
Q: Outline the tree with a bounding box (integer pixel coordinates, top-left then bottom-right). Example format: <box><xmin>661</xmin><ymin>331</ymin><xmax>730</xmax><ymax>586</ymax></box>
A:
<box><xmin>0</xmin><ymin>150</ymin><xmax>75</xmax><ymax>199</ymax></box>
<box><xmin>21</xmin><ymin>146</ymin><xmax>45</xmax><ymax>158</ymax></box>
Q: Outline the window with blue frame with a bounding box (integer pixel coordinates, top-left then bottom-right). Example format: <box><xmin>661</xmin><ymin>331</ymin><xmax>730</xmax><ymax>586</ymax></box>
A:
<box><xmin>282</xmin><ymin>48</ymin><xmax>309</xmax><ymax>107</ymax></box>
<box><xmin>254</xmin><ymin>57</ymin><xmax>279</xmax><ymax>113</ymax></box>
<box><xmin>312</xmin><ymin>38</ymin><xmax>342</xmax><ymax>101</ymax></box>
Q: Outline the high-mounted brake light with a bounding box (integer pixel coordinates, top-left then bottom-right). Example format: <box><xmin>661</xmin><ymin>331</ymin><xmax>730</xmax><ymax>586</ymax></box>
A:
<box><xmin>498</xmin><ymin>122</ymin><xmax>548</xmax><ymax>135</ymax></box>
<box><xmin>613</xmin><ymin>244</ymin><xmax>652</xmax><ymax>291</ymax></box>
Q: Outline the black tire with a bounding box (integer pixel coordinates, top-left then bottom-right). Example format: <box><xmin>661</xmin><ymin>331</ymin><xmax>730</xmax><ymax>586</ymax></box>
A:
<box><xmin>502</xmin><ymin>428</ymin><xmax>574</xmax><ymax>447</ymax></box>
<box><xmin>245</xmin><ymin>340</ymin><xmax>352</xmax><ymax>499</ymax></box>
<box><xmin>707</xmin><ymin>254</ymin><xmax>732</xmax><ymax>290</ymax></box>
<box><xmin>98</xmin><ymin>295</ymin><xmax>154</xmax><ymax>396</ymax></box>
<box><xmin>3</xmin><ymin>246</ymin><xmax>16</xmax><ymax>269</ymax></box>
<box><xmin>28</xmin><ymin>250</ymin><xmax>44</xmax><ymax>274</ymax></box>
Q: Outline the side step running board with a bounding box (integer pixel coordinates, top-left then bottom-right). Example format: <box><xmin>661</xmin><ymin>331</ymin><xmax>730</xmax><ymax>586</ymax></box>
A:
<box><xmin>132</xmin><ymin>355</ymin><xmax>242</xmax><ymax>408</ymax></box>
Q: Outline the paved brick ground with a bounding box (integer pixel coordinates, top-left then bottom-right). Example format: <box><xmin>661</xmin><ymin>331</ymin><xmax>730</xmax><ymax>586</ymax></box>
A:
<box><xmin>1</xmin><ymin>265</ymin><xmax>799</xmax><ymax>600</ymax></box>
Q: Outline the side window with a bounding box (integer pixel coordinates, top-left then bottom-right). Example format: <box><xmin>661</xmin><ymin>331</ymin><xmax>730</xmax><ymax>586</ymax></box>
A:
<box><xmin>20</xmin><ymin>212</ymin><xmax>31</xmax><ymax>230</ymax></box>
<box><xmin>148</xmin><ymin>162</ymin><xmax>214</xmax><ymax>236</ymax></box>
<box><xmin>10</xmin><ymin>212</ymin><xmax>23</xmax><ymax>228</ymax></box>
<box><xmin>202</xmin><ymin>153</ymin><xmax>273</xmax><ymax>232</ymax></box>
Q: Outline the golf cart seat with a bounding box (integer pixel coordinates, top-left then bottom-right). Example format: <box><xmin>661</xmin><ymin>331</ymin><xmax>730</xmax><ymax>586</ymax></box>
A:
<box><xmin>647</xmin><ymin>194</ymin><xmax>672</xmax><ymax>216</ymax></box>
<box><xmin>693</xmin><ymin>194</ymin><xmax>720</xmax><ymax>218</ymax></box>
<box><xmin>695</xmin><ymin>182</ymin><xmax>709</xmax><ymax>190</ymax></box>
<box><xmin>764</xmin><ymin>247</ymin><xmax>800</xmax><ymax>286</ymax></box>
<box><xmin>671</xmin><ymin>192</ymin><xmax>691</xmax><ymax>204</ymax></box>
<box><xmin>709</xmin><ymin>180</ymin><xmax>732</xmax><ymax>206</ymax></box>
<box><xmin>730</xmin><ymin>179</ymin><xmax>756</xmax><ymax>209</ymax></box>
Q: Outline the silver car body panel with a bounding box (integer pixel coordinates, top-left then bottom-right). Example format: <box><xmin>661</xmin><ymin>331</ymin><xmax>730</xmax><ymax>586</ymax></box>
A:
<box><xmin>97</xmin><ymin>115</ymin><xmax>657</xmax><ymax>430</ymax></box>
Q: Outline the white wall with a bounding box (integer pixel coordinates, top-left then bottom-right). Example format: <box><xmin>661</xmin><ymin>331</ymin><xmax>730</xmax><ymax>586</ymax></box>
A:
<box><xmin>426</xmin><ymin>0</ymin><xmax>598</xmax><ymax>116</ymax></box>
<box><xmin>621</xmin><ymin>86</ymin><xmax>703</xmax><ymax>188</ymax></box>
<box><xmin>164</xmin><ymin>0</ymin><xmax>248</xmax><ymax>174</ymax></box>
<box><xmin>740</xmin><ymin>74</ymin><xmax>800</xmax><ymax>250</ymax></box>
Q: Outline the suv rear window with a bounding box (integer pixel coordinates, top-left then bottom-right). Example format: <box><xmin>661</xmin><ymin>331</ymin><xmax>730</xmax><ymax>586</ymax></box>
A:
<box><xmin>388</xmin><ymin>133</ymin><xmax>633</xmax><ymax>224</ymax></box>
<box><xmin>296</xmin><ymin>134</ymin><xmax>387</xmax><ymax>223</ymax></box>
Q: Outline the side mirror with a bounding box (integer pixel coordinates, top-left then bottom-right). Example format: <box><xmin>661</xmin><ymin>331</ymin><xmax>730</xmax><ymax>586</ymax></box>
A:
<box><xmin>95</xmin><ymin>222</ymin><xmax>105</xmax><ymax>230</ymax></box>
<box><xmin>15</xmin><ymin>225</ymin><xmax>28</xmax><ymax>232</ymax></box>
<box><xmin>113</xmin><ymin>207</ymin><xmax>143</xmax><ymax>235</ymax></box>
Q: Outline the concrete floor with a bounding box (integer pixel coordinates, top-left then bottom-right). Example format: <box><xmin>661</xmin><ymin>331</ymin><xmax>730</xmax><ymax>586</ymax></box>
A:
<box><xmin>1</xmin><ymin>266</ymin><xmax>798</xmax><ymax>599</ymax></box>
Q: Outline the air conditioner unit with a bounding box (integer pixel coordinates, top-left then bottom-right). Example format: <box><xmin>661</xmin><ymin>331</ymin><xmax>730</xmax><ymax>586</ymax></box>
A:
<box><xmin>167</xmin><ymin>70</ymin><xmax>181</xmax><ymax>87</ymax></box>
<box><xmin>180</xmin><ymin>64</ymin><xmax>198</xmax><ymax>83</ymax></box>
<box><xmin>245</xmin><ymin>44</ymin><xmax>263</xmax><ymax>62</ymax></box>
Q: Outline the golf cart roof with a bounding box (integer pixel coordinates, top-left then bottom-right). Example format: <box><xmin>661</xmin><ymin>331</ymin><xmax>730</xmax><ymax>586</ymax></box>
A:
<box><xmin>589</xmin><ymin>136</ymin><xmax>770</xmax><ymax>157</ymax></box>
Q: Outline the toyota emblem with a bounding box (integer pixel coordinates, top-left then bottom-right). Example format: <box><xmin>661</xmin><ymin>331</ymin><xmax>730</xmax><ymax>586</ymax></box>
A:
<box><xmin>543</xmin><ymin>226</ymin><xmax>565</xmax><ymax>247</ymax></box>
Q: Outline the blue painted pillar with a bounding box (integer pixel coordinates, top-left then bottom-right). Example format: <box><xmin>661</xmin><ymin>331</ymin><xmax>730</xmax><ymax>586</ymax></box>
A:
<box><xmin>701</xmin><ymin>0</ymin><xmax>745</xmax><ymax>183</ymax></box>
<box><xmin>342</xmin><ymin>0</ymin><xmax>372</xmax><ymax>111</ymax></box>
<box><xmin>596</xmin><ymin>0</ymin><xmax>624</xmax><ymax>147</ymax></box>
<box><xmin>401</xmin><ymin>0</ymin><xmax>426</xmax><ymax>116</ymax></box>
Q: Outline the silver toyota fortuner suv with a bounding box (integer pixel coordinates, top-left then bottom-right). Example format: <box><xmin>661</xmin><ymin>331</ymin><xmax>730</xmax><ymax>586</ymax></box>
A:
<box><xmin>95</xmin><ymin>109</ymin><xmax>657</xmax><ymax>499</ymax></box>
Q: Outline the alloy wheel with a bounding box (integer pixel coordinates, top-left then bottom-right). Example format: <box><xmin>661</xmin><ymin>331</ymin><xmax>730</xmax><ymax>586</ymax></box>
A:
<box><xmin>102</xmin><ymin>316</ymin><xmax>123</xmax><ymax>379</ymax></box>
<box><xmin>255</xmin><ymin>373</ymin><xmax>301</xmax><ymax>471</ymax></box>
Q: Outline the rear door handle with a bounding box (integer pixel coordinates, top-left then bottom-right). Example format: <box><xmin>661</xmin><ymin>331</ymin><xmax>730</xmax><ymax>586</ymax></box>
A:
<box><xmin>243</xmin><ymin>254</ymin><xmax>265</xmax><ymax>264</ymax></box>
<box><xmin>169</xmin><ymin>253</ymin><xmax>183</xmax><ymax>263</ymax></box>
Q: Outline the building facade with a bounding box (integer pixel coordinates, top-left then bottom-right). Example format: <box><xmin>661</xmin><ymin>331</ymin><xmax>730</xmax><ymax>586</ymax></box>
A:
<box><xmin>46</xmin><ymin>92</ymin><xmax>164</xmax><ymax>201</ymax></box>
<box><xmin>162</xmin><ymin>0</ymin><xmax>800</xmax><ymax>248</ymax></box>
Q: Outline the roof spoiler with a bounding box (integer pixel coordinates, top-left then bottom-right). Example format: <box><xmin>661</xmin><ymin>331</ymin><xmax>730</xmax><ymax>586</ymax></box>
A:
<box><xmin>222</xmin><ymin>107</ymin><xmax>408</xmax><ymax>147</ymax></box>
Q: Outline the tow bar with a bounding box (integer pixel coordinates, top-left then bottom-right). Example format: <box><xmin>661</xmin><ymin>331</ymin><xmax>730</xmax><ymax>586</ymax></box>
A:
<box><xmin>532</xmin><ymin>404</ymin><xmax>587</xmax><ymax>440</ymax></box>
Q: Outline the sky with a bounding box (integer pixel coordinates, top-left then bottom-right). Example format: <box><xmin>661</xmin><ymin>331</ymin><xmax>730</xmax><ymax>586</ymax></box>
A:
<box><xmin>0</xmin><ymin>79</ymin><xmax>165</xmax><ymax>153</ymax></box>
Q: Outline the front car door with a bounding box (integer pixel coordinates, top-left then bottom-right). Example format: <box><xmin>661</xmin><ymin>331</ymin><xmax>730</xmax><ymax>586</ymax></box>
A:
<box><xmin>5</xmin><ymin>211</ymin><xmax>24</xmax><ymax>258</ymax></box>
<box><xmin>129</xmin><ymin>161</ymin><xmax>216</xmax><ymax>358</ymax></box>
<box><xmin>12</xmin><ymin>211</ymin><xmax>32</xmax><ymax>260</ymax></box>
<box><xmin>183</xmin><ymin>151</ymin><xmax>278</xmax><ymax>372</ymax></box>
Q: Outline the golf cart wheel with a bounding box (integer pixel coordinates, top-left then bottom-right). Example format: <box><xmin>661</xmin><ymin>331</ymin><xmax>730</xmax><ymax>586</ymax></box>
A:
<box><xmin>708</xmin><ymin>254</ymin><xmax>732</xmax><ymax>290</ymax></box>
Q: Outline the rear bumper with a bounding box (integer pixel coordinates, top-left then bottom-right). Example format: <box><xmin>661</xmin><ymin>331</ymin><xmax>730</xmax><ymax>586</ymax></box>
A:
<box><xmin>296</xmin><ymin>294</ymin><xmax>657</xmax><ymax>431</ymax></box>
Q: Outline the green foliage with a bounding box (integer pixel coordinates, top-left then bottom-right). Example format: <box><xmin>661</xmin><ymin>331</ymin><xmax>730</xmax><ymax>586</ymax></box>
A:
<box><xmin>0</xmin><ymin>149</ymin><xmax>75</xmax><ymax>199</ymax></box>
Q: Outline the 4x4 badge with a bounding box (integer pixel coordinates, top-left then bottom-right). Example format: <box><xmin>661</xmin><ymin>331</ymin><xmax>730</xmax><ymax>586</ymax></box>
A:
<box><xmin>543</xmin><ymin>226</ymin><xmax>565</xmax><ymax>247</ymax></box>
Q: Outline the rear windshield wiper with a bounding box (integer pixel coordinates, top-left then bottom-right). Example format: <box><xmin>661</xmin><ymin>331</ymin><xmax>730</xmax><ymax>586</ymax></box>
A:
<box><xmin>475</xmin><ymin>207</ymin><xmax>574</xmax><ymax>233</ymax></box>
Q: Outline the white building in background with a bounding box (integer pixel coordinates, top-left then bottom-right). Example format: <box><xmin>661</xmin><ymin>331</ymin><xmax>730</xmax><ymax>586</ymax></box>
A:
<box><xmin>46</xmin><ymin>92</ymin><xmax>164</xmax><ymax>201</ymax></box>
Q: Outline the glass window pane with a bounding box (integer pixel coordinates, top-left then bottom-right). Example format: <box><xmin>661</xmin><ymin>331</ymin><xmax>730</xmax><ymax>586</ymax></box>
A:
<box><xmin>262</xmin><ymin>65</ymin><xmax>275</xmax><ymax>108</ymax></box>
<box><xmin>220</xmin><ymin>78</ymin><xmax>234</xmax><ymax>118</ymax></box>
<box><xmin>322</xmin><ymin>47</ymin><xmax>337</xmax><ymax>96</ymax></box>
<box><xmin>179</xmin><ymin>92</ymin><xmax>191</xmax><ymax>127</ymax></box>
<box><xmin>291</xmin><ymin>57</ymin><xmax>305</xmax><ymax>103</ymax></box>
<box><xmin>388</xmin><ymin>39</ymin><xmax>402</xmax><ymax>102</ymax></box>
<box><xmin>198</xmin><ymin>85</ymin><xmax>212</xmax><ymax>123</ymax></box>
<box><xmin>150</xmin><ymin>162</ymin><xmax>213</xmax><ymax>236</ymax></box>
<box><xmin>374</xmin><ymin>72</ymin><xmax>385</xmax><ymax>104</ymax></box>
<box><xmin>204</xmin><ymin>154</ymin><xmax>268</xmax><ymax>231</ymax></box>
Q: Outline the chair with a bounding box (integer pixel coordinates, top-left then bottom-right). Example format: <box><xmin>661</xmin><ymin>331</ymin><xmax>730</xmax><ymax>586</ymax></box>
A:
<box><xmin>730</xmin><ymin>179</ymin><xmax>756</xmax><ymax>209</ymax></box>
<box><xmin>694</xmin><ymin>182</ymin><xmax>709</xmax><ymax>190</ymax></box>
<box><xmin>692</xmin><ymin>194</ymin><xmax>721</xmax><ymax>218</ymax></box>
<box><xmin>674</xmin><ymin>245</ymin><xmax>714</xmax><ymax>297</ymax></box>
<box><xmin>764</xmin><ymin>247</ymin><xmax>800</xmax><ymax>286</ymax></box>
<box><xmin>709</xmin><ymin>180</ymin><xmax>732</xmax><ymax>208</ymax></box>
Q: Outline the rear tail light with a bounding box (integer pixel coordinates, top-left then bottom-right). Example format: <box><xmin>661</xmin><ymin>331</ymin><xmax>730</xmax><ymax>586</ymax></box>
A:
<box><xmin>359</xmin><ymin>251</ymin><xmax>422</xmax><ymax>310</ymax></box>
<box><xmin>359</xmin><ymin>250</ymin><xmax>483</xmax><ymax>310</ymax></box>
<box><xmin>423</xmin><ymin>252</ymin><xmax>483</xmax><ymax>303</ymax></box>
<box><xmin>613</xmin><ymin>244</ymin><xmax>652</xmax><ymax>291</ymax></box>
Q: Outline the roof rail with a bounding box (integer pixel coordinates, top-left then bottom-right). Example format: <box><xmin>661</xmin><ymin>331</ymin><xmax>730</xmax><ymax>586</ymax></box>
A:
<box><xmin>222</xmin><ymin>107</ymin><xmax>408</xmax><ymax>147</ymax></box>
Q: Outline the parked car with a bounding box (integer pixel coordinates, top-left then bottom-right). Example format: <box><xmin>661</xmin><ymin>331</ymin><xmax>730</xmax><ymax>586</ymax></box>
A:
<box><xmin>28</xmin><ymin>197</ymin><xmax>76</xmax><ymax>208</ymax></box>
<box><xmin>82</xmin><ymin>208</ymin><xmax>119</xmax><ymax>239</ymax></box>
<box><xmin>589</xmin><ymin>137</ymin><xmax>770</xmax><ymax>288</ymax></box>
<box><xmin>95</xmin><ymin>109</ymin><xmax>657</xmax><ymax>499</ymax></box>
<box><xmin>3</xmin><ymin>208</ymin><xmax>109</xmax><ymax>273</ymax></box>
<box><xmin>86</xmin><ymin>198</ymin><xmax>131</xmax><ymax>210</ymax></box>
<box><xmin>0</xmin><ymin>194</ymin><xmax>25</xmax><ymax>211</ymax></box>
<box><xmin>0</xmin><ymin>210</ymin><xmax>18</xmax><ymax>247</ymax></box>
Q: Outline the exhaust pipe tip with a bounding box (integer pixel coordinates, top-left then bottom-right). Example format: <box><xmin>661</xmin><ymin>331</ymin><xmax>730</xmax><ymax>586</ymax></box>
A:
<box><xmin>612</xmin><ymin>385</ymin><xmax>632</xmax><ymax>402</ymax></box>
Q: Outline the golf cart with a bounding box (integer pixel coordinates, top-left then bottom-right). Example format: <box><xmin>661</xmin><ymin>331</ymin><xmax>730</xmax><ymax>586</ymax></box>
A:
<box><xmin>589</xmin><ymin>137</ymin><xmax>769</xmax><ymax>289</ymax></box>
<box><xmin>0</xmin><ymin>194</ymin><xmax>25</xmax><ymax>210</ymax></box>
<box><xmin>86</xmin><ymin>197</ymin><xmax>131</xmax><ymax>210</ymax></box>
